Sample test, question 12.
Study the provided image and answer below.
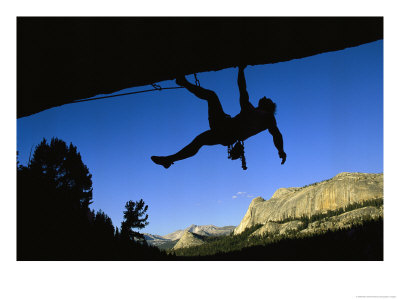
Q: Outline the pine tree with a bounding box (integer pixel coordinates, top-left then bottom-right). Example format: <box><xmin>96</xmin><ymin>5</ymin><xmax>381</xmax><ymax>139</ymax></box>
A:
<box><xmin>120</xmin><ymin>199</ymin><xmax>149</xmax><ymax>242</ymax></box>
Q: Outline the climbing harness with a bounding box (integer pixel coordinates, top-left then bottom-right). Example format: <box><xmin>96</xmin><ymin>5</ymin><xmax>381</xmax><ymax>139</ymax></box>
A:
<box><xmin>228</xmin><ymin>140</ymin><xmax>247</xmax><ymax>170</ymax></box>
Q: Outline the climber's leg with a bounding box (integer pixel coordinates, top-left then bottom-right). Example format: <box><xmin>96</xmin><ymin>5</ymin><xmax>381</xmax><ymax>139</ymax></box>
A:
<box><xmin>151</xmin><ymin>130</ymin><xmax>219</xmax><ymax>168</ymax></box>
<box><xmin>176</xmin><ymin>76</ymin><xmax>229</xmax><ymax>129</ymax></box>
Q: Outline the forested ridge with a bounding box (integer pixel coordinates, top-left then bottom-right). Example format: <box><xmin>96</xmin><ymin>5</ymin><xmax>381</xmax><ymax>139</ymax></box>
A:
<box><xmin>171</xmin><ymin>218</ymin><xmax>383</xmax><ymax>260</ymax></box>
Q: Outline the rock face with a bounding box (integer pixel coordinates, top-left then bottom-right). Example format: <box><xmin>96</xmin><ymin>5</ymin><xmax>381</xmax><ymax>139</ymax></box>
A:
<box><xmin>172</xmin><ymin>231</ymin><xmax>205</xmax><ymax>250</ymax></box>
<box><xmin>234</xmin><ymin>172</ymin><xmax>383</xmax><ymax>235</ymax></box>
<box><xmin>299</xmin><ymin>206</ymin><xmax>383</xmax><ymax>235</ymax></box>
<box><xmin>252</xmin><ymin>220</ymin><xmax>305</xmax><ymax>236</ymax></box>
<box><xmin>251</xmin><ymin>206</ymin><xmax>383</xmax><ymax>237</ymax></box>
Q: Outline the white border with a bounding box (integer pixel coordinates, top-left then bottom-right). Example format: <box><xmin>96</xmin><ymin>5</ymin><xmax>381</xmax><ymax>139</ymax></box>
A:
<box><xmin>3</xmin><ymin>1</ymin><xmax>399</xmax><ymax>299</ymax></box>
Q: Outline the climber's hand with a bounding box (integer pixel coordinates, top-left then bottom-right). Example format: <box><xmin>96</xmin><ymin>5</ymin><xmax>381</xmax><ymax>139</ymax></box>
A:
<box><xmin>279</xmin><ymin>151</ymin><xmax>287</xmax><ymax>165</ymax></box>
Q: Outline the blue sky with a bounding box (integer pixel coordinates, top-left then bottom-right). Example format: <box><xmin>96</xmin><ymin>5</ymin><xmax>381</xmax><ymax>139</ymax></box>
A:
<box><xmin>17</xmin><ymin>40</ymin><xmax>383</xmax><ymax>236</ymax></box>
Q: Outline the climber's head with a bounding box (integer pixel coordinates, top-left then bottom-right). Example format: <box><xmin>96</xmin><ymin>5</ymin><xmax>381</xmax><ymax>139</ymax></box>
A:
<box><xmin>258</xmin><ymin>97</ymin><xmax>276</xmax><ymax>114</ymax></box>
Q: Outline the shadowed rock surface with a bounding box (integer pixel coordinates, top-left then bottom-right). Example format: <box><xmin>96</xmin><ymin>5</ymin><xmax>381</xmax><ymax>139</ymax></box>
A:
<box><xmin>18</xmin><ymin>17</ymin><xmax>382</xmax><ymax>118</ymax></box>
<box><xmin>234</xmin><ymin>172</ymin><xmax>383</xmax><ymax>234</ymax></box>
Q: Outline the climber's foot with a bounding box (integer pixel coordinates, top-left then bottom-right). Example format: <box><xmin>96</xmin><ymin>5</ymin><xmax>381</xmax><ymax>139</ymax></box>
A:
<box><xmin>151</xmin><ymin>156</ymin><xmax>173</xmax><ymax>169</ymax></box>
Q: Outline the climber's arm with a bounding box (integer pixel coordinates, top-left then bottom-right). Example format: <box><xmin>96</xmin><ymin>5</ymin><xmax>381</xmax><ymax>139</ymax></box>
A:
<box><xmin>268</xmin><ymin>124</ymin><xmax>286</xmax><ymax>165</ymax></box>
<box><xmin>238</xmin><ymin>65</ymin><xmax>254</xmax><ymax>111</ymax></box>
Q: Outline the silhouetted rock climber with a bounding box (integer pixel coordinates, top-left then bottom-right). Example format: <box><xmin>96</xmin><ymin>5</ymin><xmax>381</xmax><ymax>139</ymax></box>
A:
<box><xmin>151</xmin><ymin>66</ymin><xmax>286</xmax><ymax>169</ymax></box>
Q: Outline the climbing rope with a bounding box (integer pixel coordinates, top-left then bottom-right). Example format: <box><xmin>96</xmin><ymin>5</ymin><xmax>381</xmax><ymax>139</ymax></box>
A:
<box><xmin>71</xmin><ymin>85</ymin><xmax>184</xmax><ymax>104</ymax></box>
<box><xmin>227</xmin><ymin>140</ymin><xmax>247</xmax><ymax>170</ymax></box>
<box><xmin>71</xmin><ymin>73</ymin><xmax>201</xmax><ymax>105</ymax></box>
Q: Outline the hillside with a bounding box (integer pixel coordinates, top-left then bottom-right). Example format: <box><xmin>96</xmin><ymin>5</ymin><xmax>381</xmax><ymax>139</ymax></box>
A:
<box><xmin>172</xmin><ymin>219</ymin><xmax>383</xmax><ymax>260</ymax></box>
<box><xmin>173</xmin><ymin>232</ymin><xmax>206</xmax><ymax>250</ymax></box>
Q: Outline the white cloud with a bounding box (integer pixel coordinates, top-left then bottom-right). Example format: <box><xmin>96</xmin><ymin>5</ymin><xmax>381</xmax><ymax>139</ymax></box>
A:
<box><xmin>232</xmin><ymin>192</ymin><xmax>255</xmax><ymax>199</ymax></box>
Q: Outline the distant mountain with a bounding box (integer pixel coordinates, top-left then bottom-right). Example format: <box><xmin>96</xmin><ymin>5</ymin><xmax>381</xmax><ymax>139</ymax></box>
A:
<box><xmin>143</xmin><ymin>233</ymin><xmax>167</xmax><ymax>241</ymax></box>
<box><xmin>144</xmin><ymin>224</ymin><xmax>235</xmax><ymax>249</ymax></box>
<box><xmin>234</xmin><ymin>172</ymin><xmax>383</xmax><ymax>235</ymax></box>
<box><xmin>185</xmin><ymin>224</ymin><xmax>236</xmax><ymax>237</ymax></box>
<box><xmin>162</xmin><ymin>230</ymin><xmax>185</xmax><ymax>242</ymax></box>
<box><xmin>162</xmin><ymin>224</ymin><xmax>235</xmax><ymax>241</ymax></box>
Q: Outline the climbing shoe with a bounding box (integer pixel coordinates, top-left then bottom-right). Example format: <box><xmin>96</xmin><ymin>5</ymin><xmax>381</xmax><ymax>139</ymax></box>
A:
<box><xmin>151</xmin><ymin>156</ymin><xmax>173</xmax><ymax>169</ymax></box>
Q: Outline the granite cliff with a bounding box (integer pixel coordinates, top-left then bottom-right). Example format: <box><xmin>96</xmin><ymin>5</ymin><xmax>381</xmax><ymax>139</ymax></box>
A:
<box><xmin>234</xmin><ymin>172</ymin><xmax>383</xmax><ymax>235</ymax></box>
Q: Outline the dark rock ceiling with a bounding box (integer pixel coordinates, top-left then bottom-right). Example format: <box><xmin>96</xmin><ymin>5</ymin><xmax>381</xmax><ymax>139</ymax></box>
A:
<box><xmin>17</xmin><ymin>17</ymin><xmax>383</xmax><ymax>118</ymax></box>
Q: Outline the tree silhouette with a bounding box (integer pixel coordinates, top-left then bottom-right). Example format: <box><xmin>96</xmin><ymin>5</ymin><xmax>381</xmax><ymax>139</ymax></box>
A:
<box><xmin>120</xmin><ymin>199</ymin><xmax>149</xmax><ymax>242</ymax></box>
<box><xmin>18</xmin><ymin>138</ymin><xmax>167</xmax><ymax>260</ymax></box>
<box><xmin>94</xmin><ymin>210</ymin><xmax>115</xmax><ymax>239</ymax></box>
<box><xmin>28</xmin><ymin>138</ymin><xmax>93</xmax><ymax>209</ymax></box>
<box><xmin>17</xmin><ymin>138</ymin><xmax>94</xmax><ymax>260</ymax></box>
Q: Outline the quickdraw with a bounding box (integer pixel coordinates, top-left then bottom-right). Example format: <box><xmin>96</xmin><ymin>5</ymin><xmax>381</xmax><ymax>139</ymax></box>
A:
<box><xmin>194</xmin><ymin>73</ymin><xmax>201</xmax><ymax>87</ymax></box>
